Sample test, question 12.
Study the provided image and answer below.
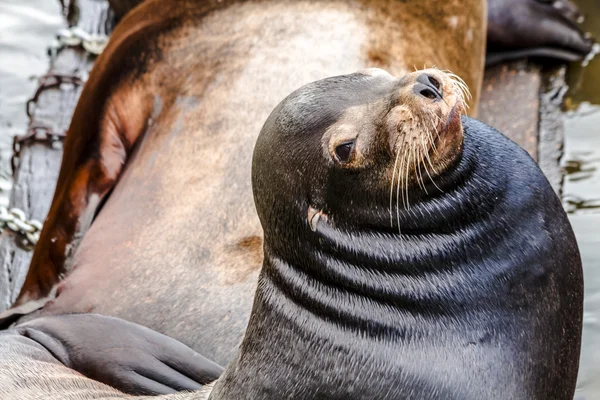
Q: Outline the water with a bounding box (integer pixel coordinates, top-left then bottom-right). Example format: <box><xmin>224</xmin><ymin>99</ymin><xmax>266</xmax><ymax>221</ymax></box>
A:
<box><xmin>0</xmin><ymin>0</ymin><xmax>64</xmax><ymax>207</ymax></box>
<box><xmin>563</xmin><ymin>1</ymin><xmax>600</xmax><ymax>398</ymax></box>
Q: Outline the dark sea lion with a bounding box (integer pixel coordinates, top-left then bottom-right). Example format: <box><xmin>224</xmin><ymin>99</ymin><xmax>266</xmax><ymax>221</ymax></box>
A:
<box><xmin>0</xmin><ymin>0</ymin><xmax>487</xmax><ymax>366</ymax></box>
<box><xmin>0</xmin><ymin>68</ymin><xmax>583</xmax><ymax>399</ymax></box>
<box><xmin>211</xmin><ymin>67</ymin><xmax>583</xmax><ymax>400</ymax></box>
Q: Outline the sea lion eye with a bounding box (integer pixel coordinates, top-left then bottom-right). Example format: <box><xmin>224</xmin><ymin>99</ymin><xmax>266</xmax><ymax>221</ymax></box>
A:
<box><xmin>335</xmin><ymin>141</ymin><xmax>355</xmax><ymax>163</ymax></box>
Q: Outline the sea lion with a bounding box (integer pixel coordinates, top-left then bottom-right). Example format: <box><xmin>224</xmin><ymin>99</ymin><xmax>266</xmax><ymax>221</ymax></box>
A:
<box><xmin>106</xmin><ymin>0</ymin><xmax>593</xmax><ymax>64</ymax></box>
<box><xmin>211</xmin><ymin>67</ymin><xmax>583</xmax><ymax>400</ymax></box>
<box><xmin>0</xmin><ymin>0</ymin><xmax>487</xmax><ymax>366</ymax></box>
<box><xmin>0</xmin><ymin>68</ymin><xmax>583</xmax><ymax>399</ymax></box>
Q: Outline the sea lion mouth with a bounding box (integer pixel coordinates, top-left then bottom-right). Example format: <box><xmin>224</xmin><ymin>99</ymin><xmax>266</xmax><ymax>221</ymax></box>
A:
<box><xmin>435</xmin><ymin>100</ymin><xmax>464</xmax><ymax>147</ymax></box>
<box><xmin>387</xmin><ymin>69</ymin><xmax>469</xmax><ymax>229</ymax></box>
<box><xmin>442</xmin><ymin>102</ymin><xmax>461</xmax><ymax>130</ymax></box>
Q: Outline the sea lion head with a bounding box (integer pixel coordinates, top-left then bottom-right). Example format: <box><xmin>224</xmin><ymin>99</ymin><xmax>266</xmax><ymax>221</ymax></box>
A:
<box><xmin>252</xmin><ymin>68</ymin><xmax>470</xmax><ymax>240</ymax></box>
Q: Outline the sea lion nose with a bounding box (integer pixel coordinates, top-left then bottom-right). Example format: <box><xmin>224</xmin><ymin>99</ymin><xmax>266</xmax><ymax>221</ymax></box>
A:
<box><xmin>413</xmin><ymin>73</ymin><xmax>443</xmax><ymax>101</ymax></box>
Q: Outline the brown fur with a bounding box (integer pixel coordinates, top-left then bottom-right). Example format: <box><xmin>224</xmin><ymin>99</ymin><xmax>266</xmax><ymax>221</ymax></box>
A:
<box><xmin>5</xmin><ymin>0</ymin><xmax>486</xmax><ymax>367</ymax></box>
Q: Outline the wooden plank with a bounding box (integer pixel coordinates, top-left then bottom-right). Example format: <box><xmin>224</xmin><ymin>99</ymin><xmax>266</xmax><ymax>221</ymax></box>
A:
<box><xmin>478</xmin><ymin>61</ymin><xmax>566</xmax><ymax>195</ymax></box>
<box><xmin>0</xmin><ymin>0</ymin><xmax>112</xmax><ymax>312</ymax></box>
<box><xmin>478</xmin><ymin>60</ymin><xmax>541</xmax><ymax>161</ymax></box>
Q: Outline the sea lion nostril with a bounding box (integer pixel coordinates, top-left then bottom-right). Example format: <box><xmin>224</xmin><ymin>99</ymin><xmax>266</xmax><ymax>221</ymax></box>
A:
<box><xmin>427</xmin><ymin>76</ymin><xmax>440</xmax><ymax>90</ymax></box>
<box><xmin>420</xmin><ymin>88</ymin><xmax>438</xmax><ymax>100</ymax></box>
<box><xmin>414</xmin><ymin>74</ymin><xmax>443</xmax><ymax>101</ymax></box>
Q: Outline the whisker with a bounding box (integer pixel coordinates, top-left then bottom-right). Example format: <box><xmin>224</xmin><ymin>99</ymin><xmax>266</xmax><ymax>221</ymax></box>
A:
<box><xmin>411</xmin><ymin>141</ymin><xmax>424</xmax><ymax>191</ymax></box>
<box><xmin>418</xmin><ymin>138</ymin><xmax>429</xmax><ymax>195</ymax></box>
<box><xmin>445</xmin><ymin>71</ymin><xmax>472</xmax><ymax>107</ymax></box>
<box><xmin>424</xmin><ymin>150</ymin><xmax>443</xmax><ymax>192</ymax></box>
<box><xmin>396</xmin><ymin>134</ymin><xmax>408</xmax><ymax>233</ymax></box>
<box><xmin>404</xmin><ymin>149</ymin><xmax>411</xmax><ymax>211</ymax></box>
<box><xmin>423</xmin><ymin>109</ymin><xmax>442</xmax><ymax>145</ymax></box>
<box><xmin>398</xmin><ymin>137</ymin><xmax>406</xmax><ymax>212</ymax></box>
<box><xmin>390</xmin><ymin>149</ymin><xmax>401</xmax><ymax>227</ymax></box>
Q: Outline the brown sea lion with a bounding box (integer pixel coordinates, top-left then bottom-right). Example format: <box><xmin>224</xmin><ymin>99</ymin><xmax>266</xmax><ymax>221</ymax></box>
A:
<box><xmin>107</xmin><ymin>0</ymin><xmax>594</xmax><ymax>64</ymax></box>
<box><xmin>0</xmin><ymin>0</ymin><xmax>487</xmax><ymax>367</ymax></box>
<box><xmin>0</xmin><ymin>68</ymin><xmax>583</xmax><ymax>399</ymax></box>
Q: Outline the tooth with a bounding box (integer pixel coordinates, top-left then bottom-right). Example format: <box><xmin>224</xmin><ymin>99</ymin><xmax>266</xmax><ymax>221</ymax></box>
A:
<box><xmin>308</xmin><ymin>206</ymin><xmax>321</xmax><ymax>232</ymax></box>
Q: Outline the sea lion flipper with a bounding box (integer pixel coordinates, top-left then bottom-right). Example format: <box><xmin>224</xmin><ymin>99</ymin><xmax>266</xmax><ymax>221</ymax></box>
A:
<box><xmin>0</xmin><ymin>296</ymin><xmax>52</xmax><ymax>329</ymax></box>
<box><xmin>16</xmin><ymin>313</ymin><xmax>223</xmax><ymax>395</ymax></box>
<box><xmin>487</xmin><ymin>0</ymin><xmax>593</xmax><ymax>65</ymax></box>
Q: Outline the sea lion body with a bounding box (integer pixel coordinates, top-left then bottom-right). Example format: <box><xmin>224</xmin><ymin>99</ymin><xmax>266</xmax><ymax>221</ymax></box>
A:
<box><xmin>4</xmin><ymin>0</ymin><xmax>486</xmax><ymax>365</ymax></box>
<box><xmin>0</xmin><ymin>69</ymin><xmax>583</xmax><ymax>399</ymax></box>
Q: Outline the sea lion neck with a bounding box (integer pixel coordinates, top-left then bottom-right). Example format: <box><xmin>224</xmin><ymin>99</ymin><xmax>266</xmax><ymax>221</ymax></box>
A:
<box><xmin>259</xmin><ymin>120</ymin><xmax>500</xmax><ymax>318</ymax></box>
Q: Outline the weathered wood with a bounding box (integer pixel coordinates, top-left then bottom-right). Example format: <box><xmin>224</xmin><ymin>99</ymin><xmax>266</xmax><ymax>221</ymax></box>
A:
<box><xmin>478</xmin><ymin>61</ymin><xmax>566</xmax><ymax>195</ymax></box>
<box><xmin>478</xmin><ymin>60</ymin><xmax>541</xmax><ymax>161</ymax></box>
<box><xmin>0</xmin><ymin>0</ymin><xmax>112</xmax><ymax>312</ymax></box>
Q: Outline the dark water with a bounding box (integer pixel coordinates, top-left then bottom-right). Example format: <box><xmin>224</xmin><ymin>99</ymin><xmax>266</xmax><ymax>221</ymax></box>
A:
<box><xmin>564</xmin><ymin>1</ymin><xmax>600</xmax><ymax>398</ymax></box>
